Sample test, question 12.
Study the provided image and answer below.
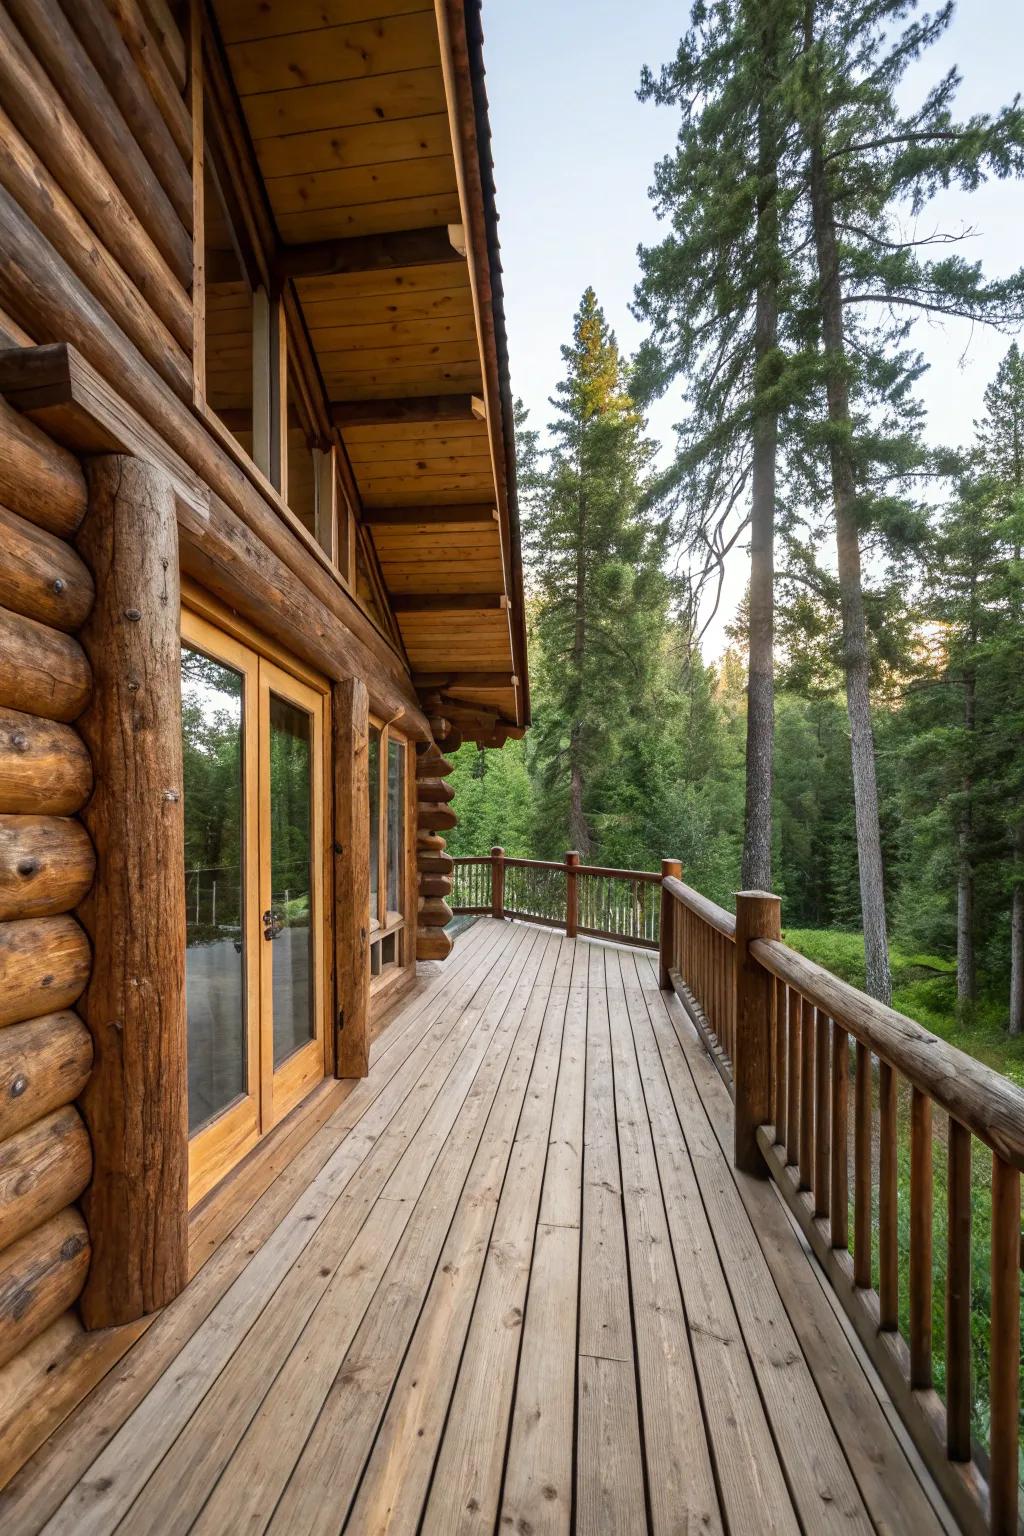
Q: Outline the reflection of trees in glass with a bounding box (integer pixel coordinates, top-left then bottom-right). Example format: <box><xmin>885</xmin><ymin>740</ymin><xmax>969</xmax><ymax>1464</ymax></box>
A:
<box><xmin>387</xmin><ymin>739</ymin><xmax>404</xmax><ymax>912</ymax></box>
<box><xmin>181</xmin><ymin>646</ymin><xmax>244</xmax><ymax>941</ymax></box>
<box><xmin>369</xmin><ymin>726</ymin><xmax>381</xmax><ymax>917</ymax></box>
<box><xmin>269</xmin><ymin>695</ymin><xmax>312</xmax><ymax>929</ymax></box>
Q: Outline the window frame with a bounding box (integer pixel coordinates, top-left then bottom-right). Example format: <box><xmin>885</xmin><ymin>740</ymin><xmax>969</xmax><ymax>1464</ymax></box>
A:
<box><xmin>367</xmin><ymin>714</ymin><xmax>413</xmax><ymax>988</ymax></box>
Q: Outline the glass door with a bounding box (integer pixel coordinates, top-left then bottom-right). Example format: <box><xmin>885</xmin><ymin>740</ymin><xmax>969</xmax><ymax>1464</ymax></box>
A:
<box><xmin>258</xmin><ymin>660</ymin><xmax>326</xmax><ymax>1125</ymax></box>
<box><xmin>182</xmin><ymin>613</ymin><xmax>326</xmax><ymax>1205</ymax></box>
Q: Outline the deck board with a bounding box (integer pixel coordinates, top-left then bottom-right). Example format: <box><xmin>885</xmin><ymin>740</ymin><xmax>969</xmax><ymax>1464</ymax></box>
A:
<box><xmin>0</xmin><ymin>920</ymin><xmax>949</xmax><ymax>1536</ymax></box>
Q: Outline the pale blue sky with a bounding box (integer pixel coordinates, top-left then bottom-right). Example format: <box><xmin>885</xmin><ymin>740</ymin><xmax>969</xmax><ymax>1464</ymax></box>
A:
<box><xmin>483</xmin><ymin>0</ymin><xmax>1024</xmax><ymax>651</ymax></box>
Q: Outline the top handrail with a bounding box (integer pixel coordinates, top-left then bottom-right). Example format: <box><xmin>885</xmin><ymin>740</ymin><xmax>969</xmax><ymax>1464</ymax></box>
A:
<box><xmin>751</xmin><ymin>936</ymin><xmax>1024</xmax><ymax>1173</ymax></box>
<box><xmin>450</xmin><ymin>853</ymin><xmax>661</xmax><ymax>881</ymax></box>
<box><xmin>662</xmin><ymin>875</ymin><xmax>736</xmax><ymax>938</ymax></box>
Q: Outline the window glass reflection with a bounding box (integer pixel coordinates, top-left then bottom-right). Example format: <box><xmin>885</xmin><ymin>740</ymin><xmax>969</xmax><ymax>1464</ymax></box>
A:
<box><xmin>182</xmin><ymin>645</ymin><xmax>246</xmax><ymax>1135</ymax></box>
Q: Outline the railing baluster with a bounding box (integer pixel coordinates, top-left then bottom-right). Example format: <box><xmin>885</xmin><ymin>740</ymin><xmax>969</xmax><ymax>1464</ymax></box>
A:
<box><xmin>799</xmin><ymin>997</ymin><xmax>815</xmax><ymax>1191</ymax></box>
<box><xmin>909</xmin><ymin>1087</ymin><xmax>932</xmax><ymax>1388</ymax></box>
<box><xmin>814</xmin><ymin>1009</ymin><xmax>831</xmax><ymax>1218</ymax></box>
<box><xmin>787</xmin><ymin>987</ymin><xmax>800</xmax><ymax>1170</ymax></box>
<box><xmin>774</xmin><ymin>979</ymin><xmax>787</xmax><ymax>1145</ymax></box>
<box><xmin>989</xmin><ymin>1154</ymin><xmax>1020</xmax><ymax>1536</ymax></box>
<box><xmin>830</xmin><ymin>1022</ymin><xmax>848</xmax><ymax>1247</ymax></box>
<box><xmin>854</xmin><ymin>1042</ymin><xmax>871</xmax><ymax>1286</ymax></box>
<box><xmin>946</xmin><ymin>1118</ymin><xmax>972</xmax><ymax>1462</ymax></box>
<box><xmin>878</xmin><ymin>1060</ymin><xmax>898</xmax><ymax>1330</ymax></box>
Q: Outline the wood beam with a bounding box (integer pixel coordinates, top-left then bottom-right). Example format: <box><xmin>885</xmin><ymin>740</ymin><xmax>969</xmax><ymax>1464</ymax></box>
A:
<box><xmin>363</xmin><ymin>504</ymin><xmax>497</xmax><ymax>528</ymax></box>
<box><xmin>277</xmin><ymin>225</ymin><xmax>465</xmax><ymax>281</ymax></box>
<box><xmin>330</xmin><ymin>395</ymin><xmax>484</xmax><ymax>429</ymax></box>
<box><xmin>392</xmin><ymin>593</ymin><xmax>508</xmax><ymax>614</ymax></box>
<box><xmin>414</xmin><ymin>672</ymin><xmax>517</xmax><ymax>690</ymax></box>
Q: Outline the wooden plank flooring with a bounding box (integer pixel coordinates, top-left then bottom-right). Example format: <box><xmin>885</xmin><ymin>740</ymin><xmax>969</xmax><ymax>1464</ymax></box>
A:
<box><xmin>0</xmin><ymin>919</ymin><xmax>950</xmax><ymax>1536</ymax></box>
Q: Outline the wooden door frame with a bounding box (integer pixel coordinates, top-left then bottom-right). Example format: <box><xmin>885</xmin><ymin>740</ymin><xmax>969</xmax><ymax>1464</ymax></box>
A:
<box><xmin>182</xmin><ymin>597</ymin><xmax>332</xmax><ymax>1207</ymax></box>
<box><xmin>257</xmin><ymin>656</ymin><xmax>329</xmax><ymax>1126</ymax></box>
<box><xmin>181</xmin><ymin>608</ymin><xmax>262</xmax><ymax>1206</ymax></box>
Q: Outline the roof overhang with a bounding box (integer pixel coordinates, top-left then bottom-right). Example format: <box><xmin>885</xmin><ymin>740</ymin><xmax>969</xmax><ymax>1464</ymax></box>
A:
<box><xmin>212</xmin><ymin>0</ymin><xmax>528</xmax><ymax>744</ymax></box>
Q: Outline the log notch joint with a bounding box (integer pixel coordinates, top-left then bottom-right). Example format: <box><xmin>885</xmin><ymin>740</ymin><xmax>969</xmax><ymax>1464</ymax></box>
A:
<box><xmin>416</xmin><ymin>741</ymin><xmax>457</xmax><ymax>961</ymax></box>
<box><xmin>75</xmin><ymin>454</ymin><xmax>188</xmax><ymax>1327</ymax></box>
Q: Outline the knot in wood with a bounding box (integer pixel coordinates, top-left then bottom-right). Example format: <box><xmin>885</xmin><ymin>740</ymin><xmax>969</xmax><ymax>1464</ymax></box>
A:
<box><xmin>53</xmin><ymin>578</ymin><xmax>65</xmax><ymax>594</ymax></box>
<box><xmin>16</xmin><ymin>858</ymin><xmax>39</xmax><ymax>877</ymax></box>
<box><xmin>123</xmin><ymin>607</ymin><xmax>142</xmax><ymax>622</ymax></box>
<box><xmin>9</xmin><ymin>1074</ymin><xmax>27</xmax><ymax>1098</ymax></box>
<box><xmin>10</xmin><ymin>732</ymin><xmax>28</xmax><ymax>752</ymax></box>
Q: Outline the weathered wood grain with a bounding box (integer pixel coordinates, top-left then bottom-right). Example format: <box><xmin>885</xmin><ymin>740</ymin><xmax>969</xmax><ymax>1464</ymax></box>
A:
<box><xmin>74</xmin><ymin>456</ymin><xmax>188</xmax><ymax>1328</ymax></box>
<box><xmin>0</xmin><ymin>1011</ymin><xmax>92</xmax><ymax>1143</ymax></box>
<box><xmin>0</xmin><ymin>710</ymin><xmax>92</xmax><ymax>816</ymax></box>
<box><xmin>0</xmin><ymin>1105</ymin><xmax>91</xmax><ymax>1252</ymax></box>
<box><xmin>0</xmin><ymin>607</ymin><xmax>90</xmax><ymax>723</ymax></box>
<box><xmin>0</xmin><ymin>815</ymin><xmax>94</xmax><ymax>922</ymax></box>
<box><xmin>0</xmin><ymin>916</ymin><xmax>90</xmax><ymax>1029</ymax></box>
<box><xmin>0</xmin><ymin>1207</ymin><xmax>90</xmax><ymax>1370</ymax></box>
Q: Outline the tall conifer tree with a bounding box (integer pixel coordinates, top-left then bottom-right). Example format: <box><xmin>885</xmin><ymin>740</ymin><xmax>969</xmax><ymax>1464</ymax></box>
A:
<box><xmin>791</xmin><ymin>0</ymin><xmax>1024</xmax><ymax>1000</ymax></box>
<box><xmin>635</xmin><ymin>0</ymin><xmax>803</xmax><ymax>891</ymax></box>
<box><xmin>526</xmin><ymin>289</ymin><xmax>668</xmax><ymax>858</ymax></box>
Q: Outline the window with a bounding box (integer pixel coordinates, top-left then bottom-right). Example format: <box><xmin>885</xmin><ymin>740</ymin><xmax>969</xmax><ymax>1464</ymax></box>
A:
<box><xmin>201</xmin><ymin>132</ymin><xmax>256</xmax><ymax>454</ymax></box>
<box><xmin>181</xmin><ymin>610</ymin><xmax>327</xmax><ymax>1205</ymax></box>
<box><xmin>285</xmin><ymin>366</ymin><xmax>318</xmax><ymax>538</ymax></box>
<box><xmin>367</xmin><ymin>719</ymin><xmax>410</xmax><ymax>982</ymax></box>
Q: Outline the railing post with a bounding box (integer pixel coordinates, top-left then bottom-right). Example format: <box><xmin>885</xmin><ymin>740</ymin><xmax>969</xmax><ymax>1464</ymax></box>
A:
<box><xmin>565</xmin><ymin>850</ymin><xmax>579</xmax><ymax>937</ymax></box>
<box><xmin>658</xmin><ymin>858</ymin><xmax>682</xmax><ymax>990</ymax></box>
<box><xmin>734</xmin><ymin>889</ymin><xmax>781</xmax><ymax>1176</ymax></box>
<box><xmin>491</xmin><ymin>845</ymin><xmax>505</xmax><ymax>920</ymax></box>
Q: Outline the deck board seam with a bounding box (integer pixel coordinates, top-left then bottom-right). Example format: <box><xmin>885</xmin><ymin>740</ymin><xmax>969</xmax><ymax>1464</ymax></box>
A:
<box><xmin>330</xmin><ymin>929</ymin><xmax>564</xmax><ymax>1532</ymax></box>
<box><xmin>199</xmin><ymin>923</ymin><xmax>551</xmax><ymax>1536</ymax></box>
<box><xmin>44</xmin><ymin>921</ymin><xmax>533</xmax><ymax>1536</ymax></box>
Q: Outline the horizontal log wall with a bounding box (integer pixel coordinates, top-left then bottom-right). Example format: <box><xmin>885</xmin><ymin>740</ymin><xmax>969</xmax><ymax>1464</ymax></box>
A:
<box><xmin>0</xmin><ymin>398</ymin><xmax>95</xmax><ymax>1487</ymax></box>
<box><xmin>416</xmin><ymin>743</ymin><xmax>457</xmax><ymax>962</ymax></box>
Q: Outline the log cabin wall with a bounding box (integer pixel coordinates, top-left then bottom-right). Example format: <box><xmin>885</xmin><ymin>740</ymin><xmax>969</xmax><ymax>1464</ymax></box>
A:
<box><xmin>0</xmin><ymin>0</ymin><xmax>525</xmax><ymax>1488</ymax></box>
<box><xmin>0</xmin><ymin>398</ymin><xmax>95</xmax><ymax>1481</ymax></box>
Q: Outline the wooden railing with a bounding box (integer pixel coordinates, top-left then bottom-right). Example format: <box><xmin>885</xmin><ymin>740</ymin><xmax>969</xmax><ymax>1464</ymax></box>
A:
<box><xmin>451</xmin><ymin>853</ymin><xmax>1023</xmax><ymax>1532</ymax></box>
<box><xmin>450</xmin><ymin>848</ymin><xmax>662</xmax><ymax>948</ymax></box>
<box><xmin>661</xmin><ymin>876</ymin><xmax>1024</xmax><ymax>1536</ymax></box>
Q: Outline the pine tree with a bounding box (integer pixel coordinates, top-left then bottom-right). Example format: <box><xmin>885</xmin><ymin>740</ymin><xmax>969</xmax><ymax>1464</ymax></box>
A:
<box><xmin>526</xmin><ymin>290</ymin><xmax>669</xmax><ymax>860</ymax></box>
<box><xmin>789</xmin><ymin>0</ymin><xmax>1024</xmax><ymax>1001</ymax></box>
<box><xmin>973</xmin><ymin>346</ymin><xmax>1024</xmax><ymax>1032</ymax></box>
<box><xmin>635</xmin><ymin>0</ymin><xmax>805</xmax><ymax>892</ymax></box>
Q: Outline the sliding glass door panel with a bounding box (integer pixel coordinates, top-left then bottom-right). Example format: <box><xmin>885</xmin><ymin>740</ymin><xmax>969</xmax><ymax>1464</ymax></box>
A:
<box><xmin>181</xmin><ymin>613</ymin><xmax>261</xmax><ymax>1206</ymax></box>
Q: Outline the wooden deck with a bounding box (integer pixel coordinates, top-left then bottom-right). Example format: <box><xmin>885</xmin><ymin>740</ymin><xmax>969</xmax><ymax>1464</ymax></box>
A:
<box><xmin>2</xmin><ymin>918</ymin><xmax>954</xmax><ymax>1536</ymax></box>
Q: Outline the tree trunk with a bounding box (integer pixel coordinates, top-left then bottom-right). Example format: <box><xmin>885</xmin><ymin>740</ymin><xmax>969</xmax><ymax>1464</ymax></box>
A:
<box><xmin>805</xmin><ymin>6</ymin><xmax>892</xmax><ymax>1003</ymax></box>
<box><xmin>569</xmin><ymin>490</ymin><xmax>592</xmax><ymax>859</ymax></box>
<box><xmin>741</xmin><ymin>66</ymin><xmax>780</xmax><ymax>894</ymax></box>
<box><xmin>1010</xmin><ymin>826</ymin><xmax>1024</xmax><ymax>1037</ymax></box>
<box><xmin>956</xmin><ymin>814</ymin><xmax>975</xmax><ymax>1007</ymax></box>
<box><xmin>568</xmin><ymin>726</ymin><xmax>590</xmax><ymax>859</ymax></box>
<box><xmin>957</xmin><ymin>626</ymin><xmax>977</xmax><ymax>1009</ymax></box>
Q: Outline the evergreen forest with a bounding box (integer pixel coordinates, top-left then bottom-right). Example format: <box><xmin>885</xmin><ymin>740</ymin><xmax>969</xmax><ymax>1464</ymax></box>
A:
<box><xmin>447</xmin><ymin>0</ymin><xmax>1024</xmax><ymax>1084</ymax></box>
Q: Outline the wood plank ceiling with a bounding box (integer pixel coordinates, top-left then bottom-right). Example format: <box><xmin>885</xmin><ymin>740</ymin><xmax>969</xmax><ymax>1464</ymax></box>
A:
<box><xmin>212</xmin><ymin>0</ymin><xmax>523</xmax><ymax>739</ymax></box>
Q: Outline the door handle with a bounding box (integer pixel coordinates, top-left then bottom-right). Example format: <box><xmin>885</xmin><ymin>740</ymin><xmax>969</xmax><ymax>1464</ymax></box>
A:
<box><xmin>263</xmin><ymin>909</ymin><xmax>282</xmax><ymax>940</ymax></box>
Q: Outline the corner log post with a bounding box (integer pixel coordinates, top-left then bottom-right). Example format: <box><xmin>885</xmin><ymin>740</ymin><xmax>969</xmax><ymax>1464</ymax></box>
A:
<box><xmin>74</xmin><ymin>455</ymin><xmax>188</xmax><ymax>1328</ymax></box>
<box><xmin>333</xmin><ymin>677</ymin><xmax>370</xmax><ymax>1079</ymax></box>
